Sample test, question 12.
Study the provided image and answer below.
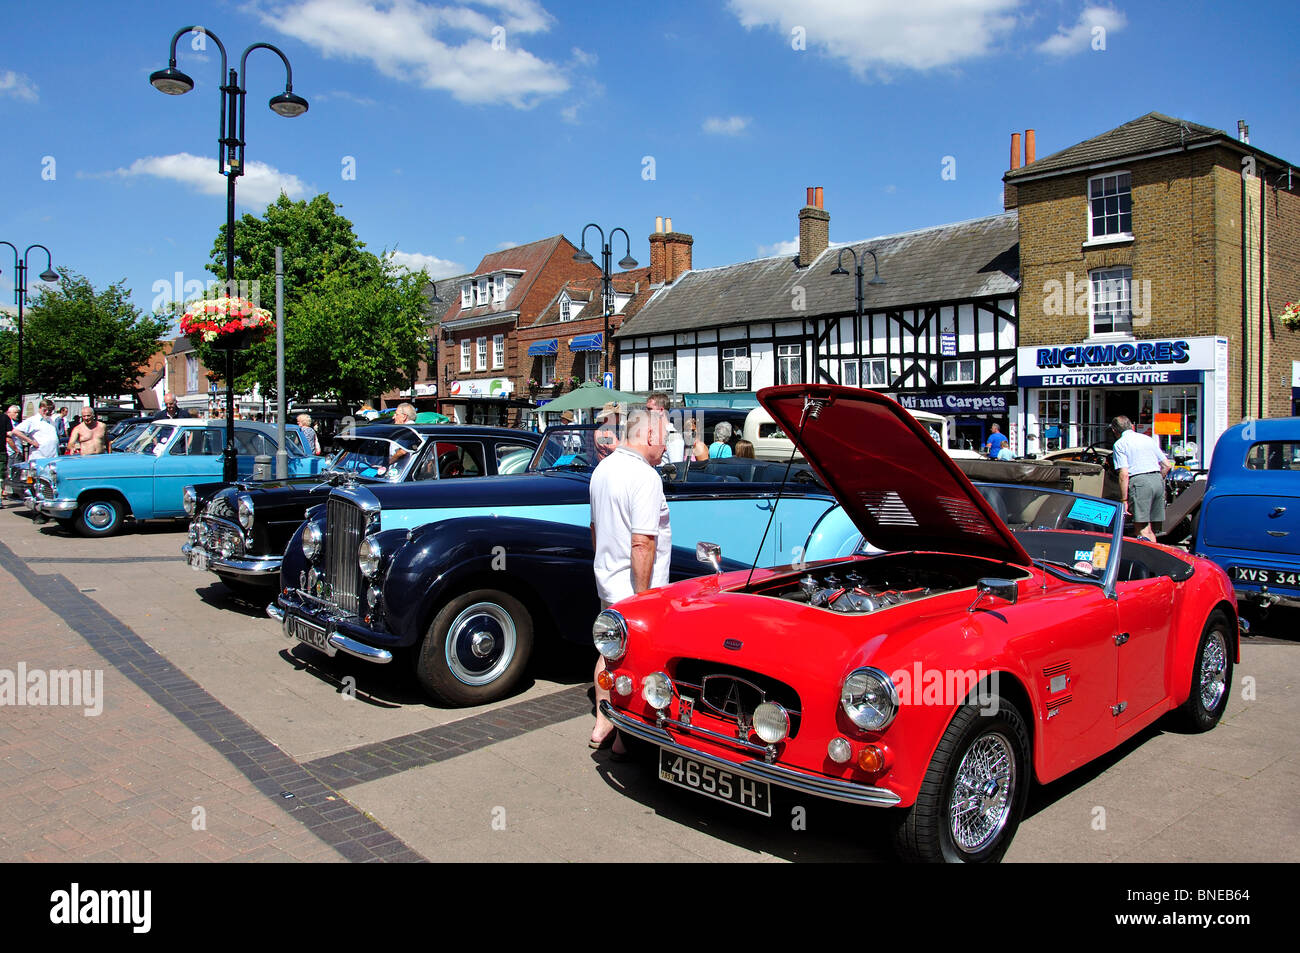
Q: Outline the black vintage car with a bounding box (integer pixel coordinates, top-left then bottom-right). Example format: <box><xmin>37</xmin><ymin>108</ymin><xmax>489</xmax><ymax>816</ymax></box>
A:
<box><xmin>182</xmin><ymin>424</ymin><xmax>541</xmax><ymax>601</ymax></box>
<box><xmin>272</xmin><ymin>425</ymin><xmax>859</xmax><ymax>707</ymax></box>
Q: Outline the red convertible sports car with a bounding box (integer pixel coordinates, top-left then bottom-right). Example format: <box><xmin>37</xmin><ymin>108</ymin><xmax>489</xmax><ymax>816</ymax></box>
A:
<box><xmin>597</xmin><ymin>384</ymin><xmax>1239</xmax><ymax>863</ymax></box>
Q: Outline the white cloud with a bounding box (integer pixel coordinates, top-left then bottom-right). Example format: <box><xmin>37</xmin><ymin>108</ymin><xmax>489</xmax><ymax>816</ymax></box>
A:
<box><xmin>1037</xmin><ymin>5</ymin><xmax>1127</xmax><ymax>56</ymax></box>
<box><xmin>758</xmin><ymin>237</ymin><xmax>798</xmax><ymax>257</ymax></box>
<box><xmin>702</xmin><ymin>115</ymin><xmax>750</xmax><ymax>136</ymax></box>
<box><xmin>727</xmin><ymin>0</ymin><xmax>1020</xmax><ymax>76</ymax></box>
<box><xmin>0</xmin><ymin>69</ymin><xmax>38</xmax><ymax>102</ymax></box>
<box><xmin>256</xmin><ymin>0</ymin><xmax>570</xmax><ymax>107</ymax></box>
<box><xmin>386</xmin><ymin>250</ymin><xmax>465</xmax><ymax>278</ymax></box>
<box><xmin>314</xmin><ymin>89</ymin><xmax>380</xmax><ymax>107</ymax></box>
<box><xmin>92</xmin><ymin>153</ymin><xmax>311</xmax><ymax>206</ymax></box>
<box><xmin>496</xmin><ymin>240</ymin><xmax>518</xmax><ymax>249</ymax></box>
<box><xmin>571</xmin><ymin>46</ymin><xmax>597</xmax><ymax>67</ymax></box>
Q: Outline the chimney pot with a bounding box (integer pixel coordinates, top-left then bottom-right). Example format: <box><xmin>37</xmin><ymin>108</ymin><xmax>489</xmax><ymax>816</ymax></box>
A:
<box><xmin>665</xmin><ymin>217</ymin><xmax>673</xmax><ymax>233</ymax></box>
<box><xmin>1010</xmin><ymin>132</ymin><xmax>1021</xmax><ymax>171</ymax></box>
<box><xmin>655</xmin><ymin>216</ymin><xmax>663</xmax><ymax>234</ymax></box>
<box><xmin>1025</xmin><ymin>129</ymin><xmax>1036</xmax><ymax>165</ymax></box>
<box><xmin>806</xmin><ymin>186</ymin><xmax>815</xmax><ymax>206</ymax></box>
<box><xmin>815</xmin><ymin>186</ymin><xmax>824</xmax><ymax>209</ymax></box>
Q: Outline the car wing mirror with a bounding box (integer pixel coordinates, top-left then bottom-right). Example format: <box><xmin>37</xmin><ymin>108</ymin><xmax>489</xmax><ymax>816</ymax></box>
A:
<box><xmin>697</xmin><ymin>541</ymin><xmax>722</xmax><ymax>575</ymax></box>
<box><xmin>968</xmin><ymin>577</ymin><xmax>1018</xmax><ymax>613</ymax></box>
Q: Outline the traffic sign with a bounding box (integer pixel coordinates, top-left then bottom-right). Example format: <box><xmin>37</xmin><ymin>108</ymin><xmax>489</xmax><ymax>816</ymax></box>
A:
<box><xmin>603</xmin><ymin>371</ymin><xmax>614</xmax><ymax>389</ymax></box>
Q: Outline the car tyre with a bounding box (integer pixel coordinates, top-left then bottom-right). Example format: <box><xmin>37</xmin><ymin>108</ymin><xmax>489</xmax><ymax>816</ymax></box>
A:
<box><xmin>893</xmin><ymin>694</ymin><xmax>1031</xmax><ymax>863</ymax></box>
<box><xmin>74</xmin><ymin>497</ymin><xmax>124</xmax><ymax>538</ymax></box>
<box><xmin>1177</xmin><ymin>610</ymin><xmax>1233</xmax><ymax>732</ymax></box>
<box><xmin>416</xmin><ymin>589</ymin><xmax>534</xmax><ymax>706</ymax></box>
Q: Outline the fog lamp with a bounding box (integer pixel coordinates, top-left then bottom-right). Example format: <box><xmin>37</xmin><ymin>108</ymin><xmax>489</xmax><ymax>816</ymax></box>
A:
<box><xmin>753</xmin><ymin>701</ymin><xmax>790</xmax><ymax>743</ymax></box>
<box><xmin>827</xmin><ymin>737</ymin><xmax>853</xmax><ymax>764</ymax></box>
<box><xmin>365</xmin><ymin>585</ymin><xmax>382</xmax><ymax>608</ymax></box>
<box><xmin>641</xmin><ymin>671</ymin><xmax>673</xmax><ymax>710</ymax></box>
<box><xmin>614</xmin><ymin>675</ymin><xmax>633</xmax><ymax>697</ymax></box>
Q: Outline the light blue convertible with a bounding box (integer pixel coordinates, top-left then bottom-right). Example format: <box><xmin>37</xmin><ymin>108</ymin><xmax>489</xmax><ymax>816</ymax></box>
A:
<box><xmin>30</xmin><ymin>419</ymin><xmax>324</xmax><ymax>537</ymax></box>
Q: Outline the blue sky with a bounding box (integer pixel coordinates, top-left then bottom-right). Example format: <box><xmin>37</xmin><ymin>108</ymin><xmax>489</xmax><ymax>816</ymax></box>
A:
<box><xmin>3</xmin><ymin>0</ymin><xmax>1298</xmax><ymax>318</ymax></box>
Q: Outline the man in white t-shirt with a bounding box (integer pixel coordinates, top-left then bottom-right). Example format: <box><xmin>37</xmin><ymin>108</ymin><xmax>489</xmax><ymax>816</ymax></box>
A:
<box><xmin>1110</xmin><ymin>415</ymin><xmax>1171</xmax><ymax>542</ymax></box>
<box><xmin>13</xmin><ymin>399</ymin><xmax>60</xmax><ymax>461</ymax></box>
<box><xmin>588</xmin><ymin>402</ymin><xmax>670</xmax><ymax>754</ymax></box>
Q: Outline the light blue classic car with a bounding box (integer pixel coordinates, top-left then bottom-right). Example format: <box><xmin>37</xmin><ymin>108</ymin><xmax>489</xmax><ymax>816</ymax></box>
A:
<box><xmin>29</xmin><ymin>419</ymin><xmax>324</xmax><ymax>537</ymax></box>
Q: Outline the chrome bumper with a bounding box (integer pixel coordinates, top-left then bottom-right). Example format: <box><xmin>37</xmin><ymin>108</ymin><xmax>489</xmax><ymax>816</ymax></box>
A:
<box><xmin>600</xmin><ymin>701</ymin><xmax>902</xmax><ymax>807</ymax></box>
<box><xmin>181</xmin><ymin>542</ymin><xmax>281</xmax><ymax>579</ymax></box>
<box><xmin>35</xmin><ymin>497</ymin><xmax>78</xmax><ymax>515</ymax></box>
<box><xmin>277</xmin><ymin>592</ymin><xmax>394</xmax><ymax>664</ymax></box>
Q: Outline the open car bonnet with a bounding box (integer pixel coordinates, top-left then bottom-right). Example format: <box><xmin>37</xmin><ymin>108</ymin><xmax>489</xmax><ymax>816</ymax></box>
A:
<box><xmin>758</xmin><ymin>384</ymin><xmax>1032</xmax><ymax>567</ymax></box>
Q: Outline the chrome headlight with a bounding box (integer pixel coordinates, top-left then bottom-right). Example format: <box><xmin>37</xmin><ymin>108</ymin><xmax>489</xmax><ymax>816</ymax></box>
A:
<box><xmin>358</xmin><ymin>536</ymin><xmax>382</xmax><ymax>577</ymax></box>
<box><xmin>182</xmin><ymin>486</ymin><xmax>197</xmax><ymax>516</ymax></box>
<box><xmin>302</xmin><ymin>522</ymin><xmax>322</xmax><ymax>561</ymax></box>
<box><xmin>840</xmin><ymin>667</ymin><xmax>899</xmax><ymax>732</ymax></box>
<box><xmin>237</xmin><ymin>494</ymin><xmax>254</xmax><ymax>531</ymax></box>
<box><xmin>753</xmin><ymin>701</ymin><xmax>790</xmax><ymax>743</ymax></box>
<box><xmin>592</xmin><ymin>609</ymin><xmax>627</xmax><ymax>660</ymax></box>
<box><xmin>46</xmin><ymin>462</ymin><xmax>58</xmax><ymax>482</ymax></box>
<box><xmin>641</xmin><ymin>671</ymin><xmax>673</xmax><ymax>710</ymax></box>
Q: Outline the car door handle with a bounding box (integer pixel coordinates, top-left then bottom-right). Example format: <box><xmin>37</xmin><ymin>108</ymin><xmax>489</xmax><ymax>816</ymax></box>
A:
<box><xmin>1267</xmin><ymin>530</ymin><xmax>1288</xmax><ymax>537</ymax></box>
<box><xmin>1269</xmin><ymin>506</ymin><xmax>1286</xmax><ymax>518</ymax></box>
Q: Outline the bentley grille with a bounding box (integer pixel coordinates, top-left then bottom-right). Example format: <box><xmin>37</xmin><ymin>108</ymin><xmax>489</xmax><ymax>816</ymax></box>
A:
<box><xmin>325</xmin><ymin>496</ymin><xmax>366</xmax><ymax>615</ymax></box>
<box><xmin>672</xmin><ymin>660</ymin><xmax>803</xmax><ymax>738</ymax></box>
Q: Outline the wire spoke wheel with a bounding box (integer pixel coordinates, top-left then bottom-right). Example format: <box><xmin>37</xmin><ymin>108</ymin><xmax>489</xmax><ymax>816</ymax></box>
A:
<box><xmin>948</xmin><ymin>732</ymin><xmax>1016</xmax><ymax>853</ymax></box>
<box><xmin>1198</xmin><ymin>627</ymin><xmax>1228</xmax><ymax>712</ymax></box>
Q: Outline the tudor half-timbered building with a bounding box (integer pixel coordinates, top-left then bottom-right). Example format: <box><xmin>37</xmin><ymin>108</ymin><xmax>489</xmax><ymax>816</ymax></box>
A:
<box><xmin>615</xmin><ymin>191</ymin><xmax>1021</xmax><ymax>451</ymax></box>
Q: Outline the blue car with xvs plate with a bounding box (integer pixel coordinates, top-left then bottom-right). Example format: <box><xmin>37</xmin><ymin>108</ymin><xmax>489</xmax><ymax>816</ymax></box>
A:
<box><xmin>30</xmin><ymin>419</ymin><xmax>324</xmax><ymax>537</ymax></box>
<box><xmin>272</xmin><ymin>424</ymin><xmax>862</xmax><ymax>707</ymax></box>
<box><xmin>1193</xmin><ymin>416</ymin><xmax>1300</xmax><ymax>609</ymax></box>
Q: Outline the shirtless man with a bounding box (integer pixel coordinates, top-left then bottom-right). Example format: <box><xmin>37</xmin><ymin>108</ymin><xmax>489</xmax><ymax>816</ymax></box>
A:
<box><xmin>67</xmin><ymin>408</ymin><xmax>108</xmax><ymax>455</ymax></box>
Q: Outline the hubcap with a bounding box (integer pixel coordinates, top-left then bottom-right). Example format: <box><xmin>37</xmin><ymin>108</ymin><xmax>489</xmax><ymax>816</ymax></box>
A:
<box><xmin>85</xmin><ymin>503</ymin><xmax>115</xmax><ymax>530</ymax></box>
<box><xmin>949</xmin><ymin>732</ymin><xmax>1015</xmax><ymax>853</ymax></box>
<box><xmin>445</xmin><ymin>602</ymin><xmax>516</xmax><ymax>687</ymax></box>
<box><xmin>1199</xmin><ymin>629</ymin><xmax>1228</xmax><ymax>711</ymax></box>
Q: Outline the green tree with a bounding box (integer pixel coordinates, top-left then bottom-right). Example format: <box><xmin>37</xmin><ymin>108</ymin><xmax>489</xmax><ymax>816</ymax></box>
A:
<box><xmin>283</xmin><ymin>263</ymin><xmax>431</xmax><ymax>406</ymax></box>
<box><xmin>16</xmin><ymin>270</ymin><xmax>167</xmax><ymax>407</ymax></box>
<box><xmin>159</xmin><ymin>192</ymin><xmax>430</xmax><ymax>404</ymax></box>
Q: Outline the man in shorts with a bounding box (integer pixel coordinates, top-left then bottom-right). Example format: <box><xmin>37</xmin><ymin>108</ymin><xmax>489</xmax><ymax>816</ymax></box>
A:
<box><xmin>1110</xmin><ymin>416</ymin><xmax>1171</xmax><ymax>542</ymax></box>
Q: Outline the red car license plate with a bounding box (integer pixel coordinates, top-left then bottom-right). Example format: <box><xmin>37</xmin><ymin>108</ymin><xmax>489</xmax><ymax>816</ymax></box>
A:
<box><xmin>658</xmin><ymin>749</ymin><xmax>771</xmax><ymax>816</ymax></box>
<box><xmin>1232</xmin><ymin>566</ymin><xmax>1300</xmax><ymax>588</ymax></box>
<box><xmin>288</xmin><ymin>615</ymin><xmax>336</xmax><ymax>656</ymax></box>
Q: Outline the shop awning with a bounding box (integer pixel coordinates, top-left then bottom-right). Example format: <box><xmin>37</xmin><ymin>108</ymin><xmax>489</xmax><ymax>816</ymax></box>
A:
<box><xmin>569</xmin><ymin>333</ymin><xmax>603</xmax><ymax>351</ymax></box>
<box><xmin>527</xmin><ymin>339</ymin><xmax>558</xmax><ymax>356</ymax></box>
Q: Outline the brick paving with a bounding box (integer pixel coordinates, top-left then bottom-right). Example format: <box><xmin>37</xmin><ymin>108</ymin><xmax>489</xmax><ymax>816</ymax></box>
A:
<box><xmin>0</xmin><ymin>538</ymin><xmax>422</xmax><ymax>862</ymax></box>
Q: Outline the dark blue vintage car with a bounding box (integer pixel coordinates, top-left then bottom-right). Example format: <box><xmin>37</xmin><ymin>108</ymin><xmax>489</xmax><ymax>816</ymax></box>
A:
<box><xmin>1193</xmin><ymin>417</ymin><xmax>1300</xmax><ymax>609</ymax></box>
<box><xmin>271</xmin><ymin>425</ymin><xmax>861</xmax><ymax>706</ymax></box>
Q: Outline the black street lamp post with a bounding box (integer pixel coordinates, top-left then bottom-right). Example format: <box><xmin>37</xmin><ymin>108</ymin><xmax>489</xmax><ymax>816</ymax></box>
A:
<box><xmin>0</xmin><ymin>242</ymin><xmax>58</xmax><ymax>407</ymax></box>
<box><xmin>573</xmin><ymin>225</ymin><xmax>637</xmax><ymax>376</ymax></box>
<box><xmin>830</xmin><ymin>246</ymin><xmax>885</xmax><ymax>321</ymax></box>
<box><xmin>151</xmin><ymin>25</ymin><xmax>308</xmax><ymax>481</ymax></box>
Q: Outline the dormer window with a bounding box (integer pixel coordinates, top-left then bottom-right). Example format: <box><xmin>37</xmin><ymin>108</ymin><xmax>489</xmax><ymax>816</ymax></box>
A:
<box><xmin>477</xmin><ymin>277</ymin><xmax>489</xmax><ymax>305</ymax></box>
<box><xmin>461</xmin><ymin>283</ymin><xmax>472</xmax><ymax>308</ymax></box>
<box><xmin>559</xmin><ymin>293</ymin><xmax>572</xmax><ymax>322</ymax></box>
<box><xmin>493</xmin><ymin>274</ymin><xmax>506</xmax><ymax>302</ymax></box>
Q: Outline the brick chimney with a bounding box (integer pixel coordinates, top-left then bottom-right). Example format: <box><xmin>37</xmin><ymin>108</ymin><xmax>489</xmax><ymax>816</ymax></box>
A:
<box><xmin>798</xmin><ymin>186</ymin><xmax>829</xmax><ymax>267</ymax></box>
<box><xmin>648</xmin><ymin>216</ymin><xmax>693</xmax><ymax>285</ymax></box>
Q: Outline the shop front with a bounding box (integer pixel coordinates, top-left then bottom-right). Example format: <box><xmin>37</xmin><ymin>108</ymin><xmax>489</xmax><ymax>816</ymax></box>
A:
<box><xmin>896</xmin><ymin>389</ymin><xmax>1018</xmax><ymax>454</ymax></box>
<box><xmin>1016</xmin><ymin>336</ymin><xmax>1229</xmax><ymax>467</ymax></box>
<box><xmin>441</xmin><ymin>377</ymin><xmax>528</xmax><ymax>427</ymax></box>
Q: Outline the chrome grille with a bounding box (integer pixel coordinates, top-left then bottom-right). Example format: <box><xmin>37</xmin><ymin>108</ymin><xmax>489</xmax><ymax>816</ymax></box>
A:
<box><xmin>672</xmin><ymin>660</ymin><xmax>803</xmax><ymax>738</ymax></box>
<box><xmin>325</xmin><ymin>496</ymin><xmax>365</xmax><ymax>615</ymax></box>
<box><xmin>196</xmin><ymin>518</ymin><xmax>245</xmax><ymax>558</ymax></box>
<box><xmin>38</xmin><ymin>479</ymin><xmax>54</xmax><ymax>500</ymax></box>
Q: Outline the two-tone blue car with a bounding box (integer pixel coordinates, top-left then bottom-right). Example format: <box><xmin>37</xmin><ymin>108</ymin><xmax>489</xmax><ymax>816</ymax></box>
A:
<box><xmin>1193</xmin><ymin>417</ymin><xmax>1300</xmax><ymax>609</ymax></box>
<box><xmin>272</xmin><ymin>425</ymin><xmax>862</xmax><ymax>706</ymax></box>
<box><xmin>30</xmin><ymin>419</ymin><xmax>324</xmax><ymax>537</ymax></box>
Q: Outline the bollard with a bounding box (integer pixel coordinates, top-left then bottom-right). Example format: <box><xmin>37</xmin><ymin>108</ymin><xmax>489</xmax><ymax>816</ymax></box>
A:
<box><xmin>252</xmin><ymin>454</ymin><xmax>272</xmax><ymax>481</ymax></box>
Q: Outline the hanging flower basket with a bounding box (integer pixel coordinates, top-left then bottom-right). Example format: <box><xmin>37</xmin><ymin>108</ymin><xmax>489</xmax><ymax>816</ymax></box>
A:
<box><xmin>1281</xmin><ymin>302</ymin><xmax>1300</xmax><ymax>332</ymax></box>
<box><xmin>181</xmin><ymin>296</ymin><xmax>274</xmax><ymax>350</ymax></box>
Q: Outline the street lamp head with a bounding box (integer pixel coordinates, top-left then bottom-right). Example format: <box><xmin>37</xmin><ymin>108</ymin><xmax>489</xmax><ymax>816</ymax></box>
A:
<box><xmin>39</xmin><ymin>268</ymin><xmax>59</xmax><ymax>283</ymax></box>
<box><xmin>830</xmin><ymin>265</ymin><xmax>848</xmax><ymax>276</ymax></box>
<box><xmin>268</xmin><ymin>90</ymin><xmax>309</xmax><ymax>117</ymax></box>
<box><xmin>572</xmin><ymin>247</ymin><xmax>594</xmax><ymax>264</ymax></box>
<box><xmin>618</xmin><ymin>254</ymin><xmax>638</xmax><ymax>270</ymax></box>
<box><xmin>150</xmin><ymin>66</ymin><xmax>195</xmax><ymax>96</ymax></box>
<box><xmin>867</xmin><ymin>274</ymin><xmax>886</xmax><ymax>286</ymax></box>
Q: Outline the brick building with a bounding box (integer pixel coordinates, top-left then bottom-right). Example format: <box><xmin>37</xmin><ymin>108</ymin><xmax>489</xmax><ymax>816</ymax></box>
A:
<box><xmin>1006</xmin><ymin>112</ymin><xmax>1300</xmax><ymax>464</ymax></box>
<box><xmin>434</xmin><ymin>236</ymin><xmax>599</xmax><ymax>425</ymax></box>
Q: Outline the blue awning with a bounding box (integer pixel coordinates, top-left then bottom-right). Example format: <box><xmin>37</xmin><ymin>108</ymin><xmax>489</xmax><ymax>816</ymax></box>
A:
<box><xmin>527</xmin><ymin>339</ymin><xmax>558</xmax><ymax>356</ymax></box>
<box><xmin>569</xmin><ymin>333</ymin><xmax>603</xmax><ymax>352</ymax></box>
